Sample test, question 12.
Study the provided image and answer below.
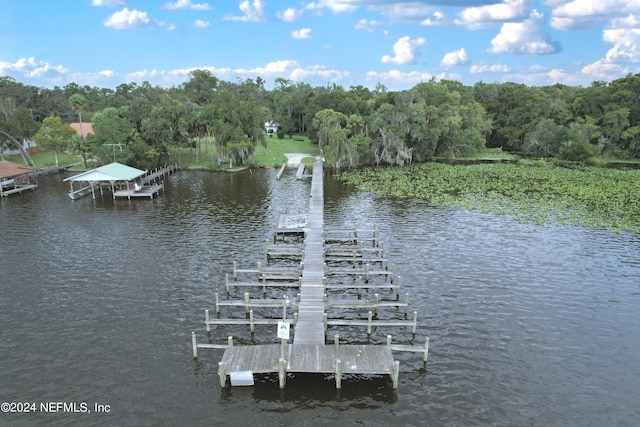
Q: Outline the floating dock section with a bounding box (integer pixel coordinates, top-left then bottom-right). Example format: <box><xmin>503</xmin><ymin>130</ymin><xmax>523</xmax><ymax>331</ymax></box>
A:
<box><xmin>191</xmin><ymin>159</ymin><xmax>429</xmax><ymax>389</ymax></box>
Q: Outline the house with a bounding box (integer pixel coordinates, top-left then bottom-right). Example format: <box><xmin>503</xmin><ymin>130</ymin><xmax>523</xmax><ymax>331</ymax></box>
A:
<box><xmin>69</xmin><ymin>122</ymin><xmax>94</xmax><ymax>138</ymax></box>
<box><xmin>264</xmin><ymin>121</ymin><xmax>279</xmax><ymax>134</ymax></box>
<box><xmin>1</xmin><ymin>138</ymin><xmax>39</xmax><ymax>156</ymax></box>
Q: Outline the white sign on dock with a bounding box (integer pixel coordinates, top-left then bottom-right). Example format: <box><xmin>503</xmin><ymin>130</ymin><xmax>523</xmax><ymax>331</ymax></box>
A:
<box><xmin>230</xmin><ymin>371</ymin><xmax>254</xmax><ymax>386</ymax></box>
<box><xmin>277</xmin><ymin>321</ymin><xmax>290</xmax><ymax>340</ymax></box>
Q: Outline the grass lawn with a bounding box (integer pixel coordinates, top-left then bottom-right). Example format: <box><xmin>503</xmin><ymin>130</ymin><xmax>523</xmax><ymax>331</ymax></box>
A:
<box><xmin>180</xmin><ymin>135</ymin><xmax>321</xmax><ymax>170</ymax></box>
<box><xmin>4</xmin><ymin>135</ymin><xmax>320</xmax><ymax>172</ymax></box>
<box><xmin>3</xmin><ymin>151</ymin><xmax>84</xmax><ymax>170</ymax></box>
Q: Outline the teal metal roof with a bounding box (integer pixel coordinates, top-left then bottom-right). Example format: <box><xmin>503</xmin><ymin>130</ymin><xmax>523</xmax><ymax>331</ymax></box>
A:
<box><xmin>64</xmin><ymin>162</ymin><xmax>146</xmax><ymax>182</ymax></box>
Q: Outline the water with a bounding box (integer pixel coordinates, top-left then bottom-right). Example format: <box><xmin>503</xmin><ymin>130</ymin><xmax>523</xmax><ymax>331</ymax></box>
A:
<box><xmin>1</xmin><ymin>169</ymin><xmax>639</xmax><ymax>426</ymax></box>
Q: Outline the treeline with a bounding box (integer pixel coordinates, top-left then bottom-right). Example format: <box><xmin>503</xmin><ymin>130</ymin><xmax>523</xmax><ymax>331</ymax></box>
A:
<box><xmin>1</xmin><ymin>71</ymin><xmax>639</xmax><ymax>170</ymax></box>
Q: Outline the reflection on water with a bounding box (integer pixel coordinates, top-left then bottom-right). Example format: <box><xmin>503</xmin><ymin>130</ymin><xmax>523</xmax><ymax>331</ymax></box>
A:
<box><xmin>1</xmin><ymin>169</ymin><xmax>639</xmax><ymax>426</ymax></box>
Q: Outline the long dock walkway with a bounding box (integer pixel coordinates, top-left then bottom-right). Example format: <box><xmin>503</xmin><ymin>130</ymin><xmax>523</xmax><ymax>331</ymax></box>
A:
<box><xmin>192</xmin><ymin>159</ymin><xmax>429</xmax><ymax>389</ymax></box>
<box><xmin>294</xmin><ymin>159</ymin><xmax>326</xmax><ymax>345</ymax></box>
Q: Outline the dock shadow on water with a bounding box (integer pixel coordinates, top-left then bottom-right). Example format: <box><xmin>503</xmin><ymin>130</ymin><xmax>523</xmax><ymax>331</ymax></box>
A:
<box><xmin>1</xmin><ymin>169</ymin><xmax>639</xmax><ymax>426</ymax></box>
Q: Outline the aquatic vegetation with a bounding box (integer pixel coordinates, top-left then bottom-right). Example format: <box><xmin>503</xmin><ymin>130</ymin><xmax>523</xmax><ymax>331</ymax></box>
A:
<box><xmin>338</xmin><ymin>163</ymin><xmax>640</xmax><ymax>233</ymax></box>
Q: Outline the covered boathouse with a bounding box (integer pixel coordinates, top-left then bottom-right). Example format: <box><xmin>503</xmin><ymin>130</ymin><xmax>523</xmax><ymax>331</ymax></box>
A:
<box><xmin>0</xmin><ymin>160</ymin><xmax>38</xmax><ymax>197</ymax></box>
<box><xmin>64</xmin><ymin>162</ymin><xmax>164</xmax><ymax>200</ymax></box>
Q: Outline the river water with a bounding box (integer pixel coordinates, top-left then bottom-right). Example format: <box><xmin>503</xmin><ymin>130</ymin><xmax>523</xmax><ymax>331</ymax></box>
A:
<box><xmin>1</xmin><ymin>169</ymin><xmax>639</xmax><ymax>427</ymax></box>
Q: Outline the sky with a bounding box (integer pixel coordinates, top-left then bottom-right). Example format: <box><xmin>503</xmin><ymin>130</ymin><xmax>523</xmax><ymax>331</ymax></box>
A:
<box><xmin>1</xmin><ymin>0</ymin><xmax>640</xmax><ymax>91</ymax></box>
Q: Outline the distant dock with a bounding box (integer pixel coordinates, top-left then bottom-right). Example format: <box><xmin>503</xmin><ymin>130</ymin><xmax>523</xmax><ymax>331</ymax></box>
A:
<box><xmin>192</xmin><ymin>159</ymin><xmax>429</xmax><ymax>389</ymax></box>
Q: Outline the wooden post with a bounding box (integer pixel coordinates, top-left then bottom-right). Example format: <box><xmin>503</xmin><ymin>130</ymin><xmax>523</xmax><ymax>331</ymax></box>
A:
<box><xmin>244</xmin><ymin>292</ymin><xmax>250</xmax><ymax>313</ymax></box>
<box><xmin>335</xmin><ymin>359</ymin><xmax>343</xmax><ymax>389</ymax></box>
<box><xmin>250</xmin><ymin>309</ymin><xmax>255</xmax><ymax>333</ymax></box>
<box><xmin>205</xmin><ymin>309</ymin><xmax>210</xmax><ymax>333</ymax></box>
<box><xmin>412</xmin><ymin>311</ymin><xmax>418</xmax><ymax>335</ymax></box>
<box><xmin>293</xmin><ymin>312</ymin><xmax>298</xmax><ymax>326</ymax></box>
<box><xmin>280</xmin><ymin>338</ymin><xmax>287</xmax><ymax>359</ymax></box>
<box><xmin>424</xmin><ymin>337</ymin><xmax>430</xmax><ymax>363</ymax></box>
<box><xmin>367</xmin><ymin>311</ymin><xmax>373</xmax><ymax>336</ymax></box>
<box><xmin>191</xmin><ymin>332</ymin><xmax>198</xmax><ymax>359</ymax></box>
<box><xmin>282</xmin><ymin>296</ymin><xmax>288</xmax><ymax>320</ymax></box>
<box><xmin>386</xmin><ymin>335</ymin><xmax>392</xmax><ymax>346</ymax></box>
<box><xmin>396</xmin><ymin>275</ymin><xmax>401</xmax><ymax>298</ymax></box>
<box><xmin>215</xmin><ymin>292</ymin><xmax>220</xmax><ymax>314</ymax></box>
<box><xmin>278</xmin><ymin>358</ymin><xmax>287</xmax><ymax>389</ymax></box>
<box><xmin>262</xmin><ymin>276</ymin><xmax>267</xmax><ymax>295</ymax></box>
<box><xmin>218</xmin><ymin>361</ymin><xmax>226</xmax><ymax>387</ymax></box>
<box><xmin>225</xmin><ymin>274</ymin><xmax>230</xmax><ymax>295</ymax></box>
<box><xmin>227</xmin><ymin>336</ymin><xmax>233</xmax><ymax>348</ymax></box>
<box><xmin>392</xmin><ymin>360</ymin><xmax>400</xmax><ymax>389</ymax></box>
<box><xmin>334</xmin><ymin>334</ymin><xmax>339</xmax><ymax>347</ymax></box>
<box><xmin>374</xmin><ymin>293</ymin><xmax>379</xmax><ymax>315</ymax></box>
<box><xmin>323</xmin><ymin>312</ymin><xmax>328</xmax><ymax>331</ymax></box>
<box><xmin>404</xmin><ymin>292</ymin><xmax>409</xmax><ymax>314</ymax></box>
<box><xmin>233</xmin><ymin>261</ymin><xmax>237</xmax><ymax>279</ymax></box>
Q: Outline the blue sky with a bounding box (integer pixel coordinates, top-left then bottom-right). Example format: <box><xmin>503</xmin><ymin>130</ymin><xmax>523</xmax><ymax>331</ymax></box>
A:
<box><xmin>1</xmin><ymin>0</ymin><xmax>640</xmax><ymax>90</ymax></box>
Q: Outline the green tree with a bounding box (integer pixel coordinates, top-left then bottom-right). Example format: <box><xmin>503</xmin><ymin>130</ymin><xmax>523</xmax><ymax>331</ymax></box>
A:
<box><xmin>312</xmin><ymin>108</ymin><xmax>355</xmax><ymax>169</ymax></box>
<box><xmin>182</xmin><ymin>69</ymin><xmax>219</xmax><ymax>105</ymax></box>
<box><xmin>90</xmin><ymin>107</ymin><xmax>136</xmax><ymax>164</ymax></box>
<box><xmin>33</xmin><ymin>115</ymin><xmax>76</xmax><ymax>167</ymax></box>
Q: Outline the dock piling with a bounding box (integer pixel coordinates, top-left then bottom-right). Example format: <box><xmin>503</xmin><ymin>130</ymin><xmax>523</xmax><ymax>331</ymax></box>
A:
<box><xmin>278</xmin><ymin>358</ymin><xmax>287</xmax><ymax>389</ymax></box>
<box><xmin>392</xmin><ymin>360</ymin><xmax>400</xmax><ymax>389</ymax></box>
<box><xmin>218</xmin><ymin>361</ymin><xmax>226</xmax><ymax>387</ymax></box>
<box><xmin>192</xmin><ymin>332</ymin><xmax>197</xmax><ymax>359</ymax></box>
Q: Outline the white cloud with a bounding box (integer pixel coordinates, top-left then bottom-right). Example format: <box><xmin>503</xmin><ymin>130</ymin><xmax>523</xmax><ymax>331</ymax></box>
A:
<box><xmin>91</xmin><ymin>0</ymin><xmax>127</xmax><ymax>7</ymax></box>
<box><xmin>365</xmin><ymin>69</ymin><xmax>438</xmax><ymax>88</ymax></box>
<box><xmin>457</xmin><ymin>0</ymin><xmax>531</xmax><ymax>29</ymax></box>
<box><xmin>489</xmin><ymin>10</ymin><xmax>562</xmax><ymax>55</ymax></box>
<box><xmin>224</xmin><ymin>0</ymin><xmax>264</xmax><ymax>22</ymax></box>
<box><xmin>441</xmin><ymin>48</ymin><xmax>469</xmax><ymax>68</ymax></box>
<box><xmin>104</xmin><ymin>8</ymin><xmax>153</xmax><ymax>29</ymax></box>
<box><xmin>305</xmin><ymin>0</ymin><xmax>357</xmax><ymax>14</ymax></box>
<box><xmin>601</xmin><ymin>28</ymin><xmax>640</xmax><ymax>63</ymax></box>
<box><xmin>290</xmin><ymin>65</ymin><xmax>350</xmax><ymax>82</ymax></box>
<box><xmin>609</xmin><ymin>14</ymin><xmax>640</xmax><ymax>28</ymax></box>
<box><xmin>470</xmin><ymin>63</ymin><xmax>512</xmax><ymax>73</ymax></box>
<box><xmin>0</xmin><ymin>57</ymin><xmax>68</xmax><ymax>79</ymax></box>
<box><xmin>549</xmin><ymin>0</ymin><xmax>640</xmax><ymax>30</ymax></box>
<box><xmin>581</xmin><ymin>60</ymin><xmax>630</xmax><ymax>80</ymax></box>
<box><xmin>355</xmin><ymin>18</ymin><xmax>382</xmax><ymax>32</ymax></box>
<box><xmin>194</xmin><ymin>20</ymin><xmax>211</xmax><ymax>29</ymax></box>
<box><xmin>292</xmin><ymin>28</ymin><xmax>312</xmax><ymax>40</ymax></box>
<box><xmin>278</xmin><ymin>7</ymin><xmax>303</xmax><ymax>22</ymax></box>
<box><xmin>381</xmin><ymin>36</ymin><xmax>427</xmax><ymax>65</ymax></box>
<box><xmin>163</xmin><ymin>0</ymin><xmax>211</xmax><ymax>10</ymax></box>
<box><xmin>379</xmin><ymin>3</ymin><xmax>438</xmax><ymax>23</ymax></box>
<box><xmin>163</xmin><ymin>60</ymin><xmax>349</xmax><ymax>86</ymax></box>
<box><xmin>421</xmin><ymin>11</ymin><xmax>447</xmax><ymax>26</ymax></box>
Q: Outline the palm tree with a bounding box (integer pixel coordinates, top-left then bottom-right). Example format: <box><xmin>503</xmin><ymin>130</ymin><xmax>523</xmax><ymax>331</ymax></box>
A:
<box><xmin>68</xmin><ymin>94</ymin><xmax>88</xmax><ymax>168</ymax></box>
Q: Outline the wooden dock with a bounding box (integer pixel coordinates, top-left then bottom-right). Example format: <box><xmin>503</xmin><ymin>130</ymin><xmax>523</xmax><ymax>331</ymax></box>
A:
<box><xmin>294</xmin><ymin>159</ymin><xmax>326</xmax><ymax>345</ymax></box>
<box><xmin>113</xmin><ymin>164</ymin><xmax>177</xmax><ymax>199</ymax></box>
<box><xmin>191</xmin><ymin>159</ymin><xmax>429</xmax><ymax>389</ymax></box>
<box><xmin>1</xmin><ymin>183</ymin><xmax>38</xmax><ymax>197</ymax></box>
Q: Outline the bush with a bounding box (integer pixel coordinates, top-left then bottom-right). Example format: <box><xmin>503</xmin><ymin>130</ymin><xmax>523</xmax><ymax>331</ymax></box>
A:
<box><xmin>276</xmin><ymin>129</ymin><xmax>285</xmax><ymax>139</ymax></box>
<box><xmin>558</xmin><ymin>141</ymin><xmax>599</xmax><ymax>163</ymax></box>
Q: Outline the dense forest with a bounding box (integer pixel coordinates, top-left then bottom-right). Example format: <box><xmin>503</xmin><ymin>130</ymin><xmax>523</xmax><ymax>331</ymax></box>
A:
<box><xmin>1</xmin><ymin>71</ymin><xmax>639</xmax><ymax>170</ymax></box>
